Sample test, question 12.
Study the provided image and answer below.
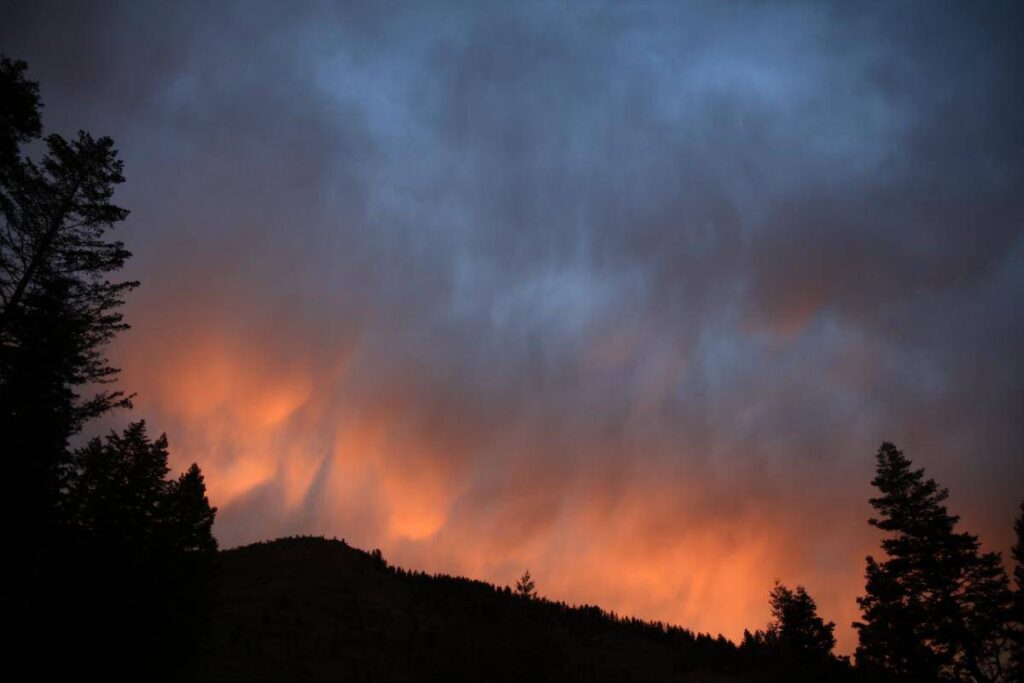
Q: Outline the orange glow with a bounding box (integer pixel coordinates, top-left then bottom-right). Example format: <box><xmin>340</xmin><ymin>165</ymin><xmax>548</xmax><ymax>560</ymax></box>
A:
<box><xmin>112</xmin><ymin>315</ymin><xmax>911</xmax><ymax>656</ymax></box>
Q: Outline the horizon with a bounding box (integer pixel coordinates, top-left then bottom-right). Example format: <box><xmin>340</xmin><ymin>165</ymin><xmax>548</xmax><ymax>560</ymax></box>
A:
<box><xmin>3</xmin><ymin>0</ymin><xmax>1022</xmax><ymax>657</ymax></box>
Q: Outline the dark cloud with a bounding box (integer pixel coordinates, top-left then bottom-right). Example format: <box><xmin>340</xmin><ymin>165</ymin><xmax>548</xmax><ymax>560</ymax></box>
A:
<box><xmin>3</xmin><ymin>0</ymin><xmax>1022</xmax><ymax>652</ymax></box>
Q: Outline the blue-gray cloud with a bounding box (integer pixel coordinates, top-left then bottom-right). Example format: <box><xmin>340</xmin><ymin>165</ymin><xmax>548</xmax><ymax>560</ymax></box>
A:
<box><xmin>3</xmin><ymin>0</ymin><xmax>1021</xmax><ymax>651</ymax></box>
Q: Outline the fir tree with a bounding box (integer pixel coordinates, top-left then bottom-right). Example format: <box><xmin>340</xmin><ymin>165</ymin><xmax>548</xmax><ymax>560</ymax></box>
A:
<box><xmin>67</xmin><ymin>422</ymin><xmax>218</xmax><ymax>681</ymax></box>
<box><xmin>1</xmin><ymin>52</ymin><xmax>222</xmax><ymax>682</ymax></box>
<box><xmin>1</xmin><ymin>55</ymin><xmax>139</xmax><ymax>674</ymax></box>
<box><xmin>854</xmin><ymin>442</ymin><xmax>1012</xmax><ymax>682</ymax></box>
<box><xmin>1009</xmin><ymin>501</ymin><xmax>1024</xmax><ymax>680</ymax></box>
<box><xmin>767</xmin><ymin>581</ymin><xmax>836</xmax><ymax>658</ymax></box>
<box><xmin>0</xmin><ymin>57</ymin><xmax>41</xmax><ymax>178</ymax></box>
<box><xmin>516</xmin><ymin>569</ymin><xmax>537</xmax><ymax>599</ymax></box>
<box><xmin>0</xmin><ymin>54</ymin><xmax>135</xmax><ymax>542</ymax></box>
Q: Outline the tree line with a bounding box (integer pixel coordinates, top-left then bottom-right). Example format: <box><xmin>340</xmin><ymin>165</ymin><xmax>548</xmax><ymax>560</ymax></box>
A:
<box><xmin>738</xmin><ymin>443</ymin><xmax>1023</xmax><ymax>682</ymax></box>
<box><xmin>1</xmin><ymin>54</ymin><xmax>1021</xmax><ymax>681</ymax></box>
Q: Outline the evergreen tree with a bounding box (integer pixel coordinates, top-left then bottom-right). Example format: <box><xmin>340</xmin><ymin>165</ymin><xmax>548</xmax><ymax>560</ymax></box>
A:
<box><xmin>0</xmin><ymin>57</ymin><xmax>220</xmax><ymax>679</ymax></box>
<box><xmin>160</xmin><ymin>463</ymin><xmax>220</xmax><ymax>679</ymax></box>
<box><xmin>1010</xmin><ymin>501</ymin><xmax>1024</xmax><ymax>680</ymax></box>
<box><xmin>166</xmin><ymin>463</ymin><xmax>219</xmax><ymax>555</ymax></box>
<box><xmin>66</xmin><ymin>422</ymin><xmax>218</xmax><ymax>681</ymax></box>
<box><xmin>766</xmin><ymin>581</ymin><xmax>836</xmax><ymax>657</ymax></box>
<box><xmin>738</xmin><ymin>583</ymin><xmax>849</xmax><ymax>681</ymax></box>
<box><xmin>0</xmin><ymin>57</ymin><xmax>41</xmax><ymax>178</ymax></box>
<box><xmin>854</xmin><ymin>442</ymin><xmax>1012</xmax><ymax>682</ymax></box>
<box><xmin>0</xmin><ymin>54</ymin><xmax>135</xmax><ymax>540</ymax></box>
<box><xmin>516</xmin><ymin>570</ymin><xmax>537</xmax><ymax>599</ymax></box>
<box><xmin>0</xmin><ymin>55</ymin><xmax>139</xmax><ymax>674</ymax></box>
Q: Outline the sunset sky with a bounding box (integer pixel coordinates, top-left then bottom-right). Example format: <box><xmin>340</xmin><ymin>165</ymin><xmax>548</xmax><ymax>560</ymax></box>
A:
<box><xmin>4</xmin><ymin>1</ymin><xmax>1022</xmax><ymax>654</ymax></box>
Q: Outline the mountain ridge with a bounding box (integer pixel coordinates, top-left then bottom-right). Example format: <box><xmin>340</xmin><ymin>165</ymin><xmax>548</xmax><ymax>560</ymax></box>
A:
<box><xmin>199</xmin><ymin>535</ymin><xmax>763</xmax><ymax>682</ymax></box>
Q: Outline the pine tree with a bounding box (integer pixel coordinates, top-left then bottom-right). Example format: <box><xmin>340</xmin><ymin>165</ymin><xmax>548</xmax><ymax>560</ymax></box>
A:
<box><xmin>515</xmin><ymin>569</ymin><xmax>536</xmax><ymax>599</ymax></box>
<box><xmin>1009</xmin><ymin>501</ymin><xmax>1024</xmax><ymax>680</ymax></box>
<box><xmin>0</xmin><ymin>57</ymin><xmax>41</xmax><ymax>178</ymax></box>
<box><xmin>66</xmin><ymin>422</ymin><xmax>218</xmax><ymax>681</ymax></box>
<box><xmin>166</xmin><ymin>463</ymin><xmax>219</xmax><ymax>555</ymax></box>
<box><xmin>738</xmin><ymin>583</ymin><xmax>848</xmax><ymax>681</ymax></box>
<box><xmin>854</xmin><ymin>442</ymin><xmax>1012</xmax><ymax>682</ymax></box>
<box><xmin>767</xmin><ymin>582</ymin><xmax>836</xmax><ymax>657</ymax></box>
<box><xmin>1</xmin><ymin>56</ymin><xmax>218</xmax><ymax>680</ymax></box>
<box><xmin>1</xmin><ymin>54</ymin><xmax>143</xmax><ymax>672</ymax></box>
<box><xmin>162</xmin><ymin>462</ymin><xmax>219</xmax><ymax>678</ymax></box>
<box><xmin>0</xmin><ymin>55</ymin><xmax>135</xmax><ymax>541</ymax></box>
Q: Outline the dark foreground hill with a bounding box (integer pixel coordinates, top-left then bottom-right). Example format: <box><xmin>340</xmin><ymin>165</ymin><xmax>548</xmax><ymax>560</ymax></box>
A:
<box><xmin>198</xmin><ymin>536</ymin><xmax>761</xmax><ymax>682</ymax></box>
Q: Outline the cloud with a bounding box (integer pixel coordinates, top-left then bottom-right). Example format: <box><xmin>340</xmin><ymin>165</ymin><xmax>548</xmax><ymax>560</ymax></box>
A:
<box><xmin>4</xmin><ymin>0</ymin><xmax>1022</xmax><ymax>653</ymax></box>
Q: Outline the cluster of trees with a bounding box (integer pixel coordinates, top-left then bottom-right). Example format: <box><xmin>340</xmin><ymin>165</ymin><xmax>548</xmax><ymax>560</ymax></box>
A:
<box><xmin>0</xmin><ymin>56</ymin><xmax>217</xmax><ymax>680</ymax></box>
<box><xmin>739</xmin><ymin>582</ymin><xmax>849</xmax><ymax>680</ymax></box>
<box><xmin>740</xmin><ymin>442</ymin><xmax>1024</xmax><ymax>683</ymax></box>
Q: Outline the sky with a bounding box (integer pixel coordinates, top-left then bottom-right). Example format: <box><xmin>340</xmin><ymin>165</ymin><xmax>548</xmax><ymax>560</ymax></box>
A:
<box><xmin>3</xmin><ymin>0</ymin><xmax>1022</xmax><ymax>654</ymax></box>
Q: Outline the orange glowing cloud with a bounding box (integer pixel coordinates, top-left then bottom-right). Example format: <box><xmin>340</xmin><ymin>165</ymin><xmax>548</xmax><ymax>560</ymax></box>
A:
<box><xmin>106</xmin><ymin>298</ymin><xmax>1004</xmax><ymax>658</ymax></box>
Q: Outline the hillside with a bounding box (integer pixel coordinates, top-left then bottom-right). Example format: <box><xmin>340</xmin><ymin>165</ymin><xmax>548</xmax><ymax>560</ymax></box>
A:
<box><xmin>198</xmin><ymin>536</ymin><xmax>757</xmax><ymax>682</ymax></box>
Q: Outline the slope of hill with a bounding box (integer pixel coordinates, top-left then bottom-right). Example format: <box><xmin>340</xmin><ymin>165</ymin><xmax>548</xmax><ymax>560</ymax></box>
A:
<box><xmin>198</xmin><ymin>536</ymin><xmax>754</xmax><ymax>682</ymax></box>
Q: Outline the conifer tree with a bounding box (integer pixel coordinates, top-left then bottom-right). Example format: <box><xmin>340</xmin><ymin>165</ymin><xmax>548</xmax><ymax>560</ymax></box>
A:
<box><xmin>767</xmin><ymin>581</ymin><xmax>836</xmax><ymax>657</ymax></box>
<box><xmin>1</xmin><ymin>56</ymin><xmax>140</xmax><ymax>673</ymax></box>
<box><xmin>1010</xmin><ymin>501</ymin><xmax>1024</xmax><ymax>680</ymax></box>
<box><xmin>0</xmin><ymin>57</ymin><xmax>41</xmax><ymax>178</ymax></box>
<box><xmin>0</xmin><ymin>55</ymin><xmax>135</xmax><ymax>541</ymax></box>
<box><xmin>516</xmin><ymin>569</ymin><xmax>536</xmax><ymax>599</ymax></box>
<box><xmin>167</xmin><ymin>463</ymin><xmax>219</xmax><ymax>555</ymax></box>
<box><xmin>67</xmin><ymin>422</ymin><xmax>218</xmax><ymax>681</ymax></box>
<box><xmin>1</xmin><ymin>57</ymin><xmax>220</xmax><ymax>678</ymax></box>
<box><xmin>854</xmin><ymin>442</ymin><xmax>1012</xmax><ymax>682</ymax></box>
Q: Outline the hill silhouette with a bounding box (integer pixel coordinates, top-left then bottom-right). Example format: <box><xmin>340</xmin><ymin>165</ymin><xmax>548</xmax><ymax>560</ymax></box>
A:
<box><xmin>199</xmin><ymin>536</ymin><xmax>757</xmax><ymax>682</ymax></box>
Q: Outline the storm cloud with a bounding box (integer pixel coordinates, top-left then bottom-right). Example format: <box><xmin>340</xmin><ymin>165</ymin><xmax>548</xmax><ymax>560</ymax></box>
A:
<box><xmin>3</xmin><ymin>0</ymin><xmax>1022</xmax><ymax>652</ymax></box>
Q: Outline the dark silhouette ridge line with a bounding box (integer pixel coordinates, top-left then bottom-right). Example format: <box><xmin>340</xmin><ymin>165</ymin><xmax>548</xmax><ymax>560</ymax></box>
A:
<box><xmin>200</xmin><ymin>534</ymin><xmax>854</xmax><ymax>682</ymax></box>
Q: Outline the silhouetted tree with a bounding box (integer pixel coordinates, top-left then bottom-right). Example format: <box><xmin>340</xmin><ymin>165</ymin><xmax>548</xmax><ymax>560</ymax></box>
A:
<box><xmin>0</xmin><ymin>120</ymin><xmax>132</xmax><ymax>336</ymax></box>
<box><xmin>167</xmin><ymin>463</ymin><xmax>219</xmax><ymax>555</ymax></box>
<box><xmin>1010</xmin><ymin>501</ymin><xmax>1024</xmax><ymax>680</ymax></box>
<box><xmin>738</xmin><ymin>582</ymin><xmax>848</xmax><ymax>681</ymax></box>
<box><xmin>0</xmin><ymin>55</ymin><xmax>135</xmax><ymax>542</ymax></box>
<box><xmin>0</xmin><ymin>57</ymin><xmax>220</xmax><ymax>680</ymax></box>
<box><xmin>66</xmin><ymin>422</ymin><xmax>218</xmax><ymax>680</ymax></box>
<box><xmin>369</xmin><ymin>547</ymin><xmax>387</xmax><ymax>570</ymax></box>
<box><xmin>0</xmin><ymin>57</ymin><xmax>41</xmax><ymax>177</ymax></box>
<box><xmin>767</xmin><ymin>581</ymin><xmax>836</xmax><ymax>657</ymax></box>
<box><xmin>516</xmin><ymin>570</ymin><xmax>536</xmax><ymax>599</ymax></box>
<box><xmin>854</xmin><ymin>442</ymin><xmax>1012</xmax><ymax>682</ymax></box>
<box><xmin>0</xmin><ymin>54</ymin><xmax>141</xmax><ymax>677</ymax></box>
<box><xmin>161</xmin><ymin>463</ymin><xmax>220</xmax><ymax>678</ymax></box>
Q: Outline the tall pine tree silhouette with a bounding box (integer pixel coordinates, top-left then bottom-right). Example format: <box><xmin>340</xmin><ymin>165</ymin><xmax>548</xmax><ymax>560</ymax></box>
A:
<box><xmin>854</xmin><ymin>442</ymin><xmax>1011</xmax><ymax>682</ymax></box>
<box><xmin>0</xmin><ymin>55</ymin><xmax>135</xmax><ymax>548</ymax></box>
<box><xmin>1</xmin><ymin>56</ymin><xmax>217</xmax><ymax>681</ymax></box>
